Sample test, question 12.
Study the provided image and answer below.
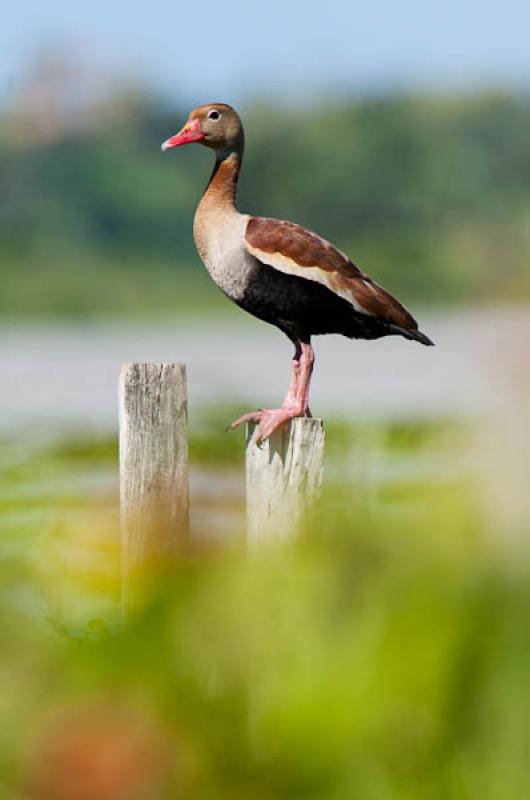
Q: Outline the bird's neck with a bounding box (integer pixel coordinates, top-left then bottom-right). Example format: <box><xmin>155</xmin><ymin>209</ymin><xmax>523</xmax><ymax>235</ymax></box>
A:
<box><xmin>200</xmin><ymin>149</ymin><xmax>242</xmax><ymax>214</ymax></box>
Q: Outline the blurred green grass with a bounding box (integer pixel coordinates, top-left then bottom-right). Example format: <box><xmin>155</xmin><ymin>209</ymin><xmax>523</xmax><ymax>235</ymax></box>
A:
<box><xmin>0</xmin><ymin>416</ymin><xmax>528</xmax><ymax>799</ymax></box>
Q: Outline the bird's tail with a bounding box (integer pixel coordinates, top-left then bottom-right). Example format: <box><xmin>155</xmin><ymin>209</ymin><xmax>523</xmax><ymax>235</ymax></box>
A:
<box><xmin>388</xmin><ymin>324</ymin><xmax>435</xmax><ymax>346</ymax></box>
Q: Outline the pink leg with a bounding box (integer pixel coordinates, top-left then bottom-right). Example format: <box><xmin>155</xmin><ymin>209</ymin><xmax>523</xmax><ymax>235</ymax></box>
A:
<box><xmin>283</xmin><ymin>356</ymin><xmax>301</xmax><ymax>405</ymax></box>
<box><xmin>297</xmin><ymin>342</ymin><xmax>314</xmax><ymax>410</ymax></box>
<box><xmin>228</xmin><ymin>342</ymin><xmax>315</xmax><ymax>444</ymax></box>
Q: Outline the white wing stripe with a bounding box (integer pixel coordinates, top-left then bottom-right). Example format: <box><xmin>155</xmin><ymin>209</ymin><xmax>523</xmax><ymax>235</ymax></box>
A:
<box><xmin>246</xmin><ymin>243</ymin><xmax>375</xmax><ymax>316</ymax></box>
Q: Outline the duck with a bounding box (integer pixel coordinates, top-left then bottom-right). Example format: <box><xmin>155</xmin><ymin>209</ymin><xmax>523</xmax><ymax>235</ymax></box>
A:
<box><xmin>162</xmin><ymin>103</ymin><xmax>433</xmax><ymax>443</ymax></box>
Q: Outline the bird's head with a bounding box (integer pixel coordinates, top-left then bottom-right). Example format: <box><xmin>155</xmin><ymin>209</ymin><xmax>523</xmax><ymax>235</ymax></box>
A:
<box><xmin>161</xmin><ymin>103</ymin><xmax>244</xmax><ymax>157</ymax></box>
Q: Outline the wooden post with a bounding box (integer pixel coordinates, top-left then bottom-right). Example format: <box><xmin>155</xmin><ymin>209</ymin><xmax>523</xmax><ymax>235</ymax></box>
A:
<box><xmin>119</xmin><ymin>363</ymin><xmax>189</xmax><ymax>613</ymax></box>
<box><xmin>245</xmin><ymin>418</ymin><xmax>324</xmax><ymax>545</ymax></box>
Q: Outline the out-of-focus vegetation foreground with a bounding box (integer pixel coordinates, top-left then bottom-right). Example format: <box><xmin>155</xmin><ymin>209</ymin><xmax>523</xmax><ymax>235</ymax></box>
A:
<box><xmin>1</xmin><ymin>59</ymin><xmax>530</xmax><ymax>800</ymax></box>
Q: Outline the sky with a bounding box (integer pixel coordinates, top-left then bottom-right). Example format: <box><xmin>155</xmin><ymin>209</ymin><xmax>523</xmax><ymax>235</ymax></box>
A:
<box><xmin>2</xmin><ymin>0</ymin><xmax>530</xmax><ymax>106</ymax></box>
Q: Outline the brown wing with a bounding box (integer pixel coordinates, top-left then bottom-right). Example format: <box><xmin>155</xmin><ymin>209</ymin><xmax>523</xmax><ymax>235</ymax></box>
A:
<box><xmin>245</xmin><ymin>216</ymin><xmax>418</xmax><ymax>330</ymax></box>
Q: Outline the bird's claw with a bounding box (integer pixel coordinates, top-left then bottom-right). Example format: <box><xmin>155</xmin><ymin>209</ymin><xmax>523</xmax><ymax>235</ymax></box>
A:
<box><xmin>226</xmin><ymin>410</ymin><xmax>263</xmax><ymax>431</ymax></box>
<box><xmin>227</xmin><ymin>405</ymin><xmax>306</xmax><ymax>444</ymax></box>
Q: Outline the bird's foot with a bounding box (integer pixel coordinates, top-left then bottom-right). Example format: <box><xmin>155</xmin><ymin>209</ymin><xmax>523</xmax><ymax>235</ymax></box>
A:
<box><xmin>228</xmin><ymin>404</ymin><xmax>305</xmax><ymax>444</ymax></box>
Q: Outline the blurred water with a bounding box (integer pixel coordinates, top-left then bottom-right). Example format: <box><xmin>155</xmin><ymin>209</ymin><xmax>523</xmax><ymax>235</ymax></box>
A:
<box><xmin>0</xmin><ymin>307</ymin><xmax>528</xmax><ymax>432</ymax></box>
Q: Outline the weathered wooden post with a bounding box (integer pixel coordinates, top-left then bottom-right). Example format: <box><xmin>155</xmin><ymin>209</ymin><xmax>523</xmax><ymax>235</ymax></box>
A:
<box><xmin>119</xmin><ymin>363</ymin><xmax>189</xmax><ymax>613</ymax></box>
<box><xmin>245</xmin><ymin>418</ymin><xmax>325</xmax><ymax>544</ymax></box>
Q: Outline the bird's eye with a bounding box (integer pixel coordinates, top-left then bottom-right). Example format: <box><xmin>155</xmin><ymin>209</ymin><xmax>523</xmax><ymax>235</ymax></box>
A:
<box><xmin>207</xmin><ymin>109</ymin><xmax>221</xmax><ymax>121</ymax></box>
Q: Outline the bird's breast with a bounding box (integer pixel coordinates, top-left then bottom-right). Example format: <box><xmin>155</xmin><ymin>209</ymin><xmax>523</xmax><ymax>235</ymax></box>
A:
<box><xmin>193</xmin><ymin>208</ymin><xmax>254</xmax><ymax>302</ymax></box>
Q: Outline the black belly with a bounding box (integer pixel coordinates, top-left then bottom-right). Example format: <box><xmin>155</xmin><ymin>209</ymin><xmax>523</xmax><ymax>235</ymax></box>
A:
<box><xmin>235</xmin><ymin>260</ymin><xmax>395</xmax><ymax>343</ymax></box>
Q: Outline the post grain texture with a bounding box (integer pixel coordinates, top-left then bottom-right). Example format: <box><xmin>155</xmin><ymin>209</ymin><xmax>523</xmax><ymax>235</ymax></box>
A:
<box><xmin>120</xmin><ymin>363</ymin><xmax>189</xmax><ymax>611</ymax></box>
<box><xmin>246</xmin><ymin>418</ymin><xmax>324</xmax><ymax>545</ymax></box>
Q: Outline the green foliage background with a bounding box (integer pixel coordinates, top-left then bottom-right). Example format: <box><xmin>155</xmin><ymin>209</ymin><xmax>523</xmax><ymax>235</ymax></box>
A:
<box><xmin>2</xmin><ymin>90</ymin><xmax>529</xmax><ymax>315</ymax></box>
